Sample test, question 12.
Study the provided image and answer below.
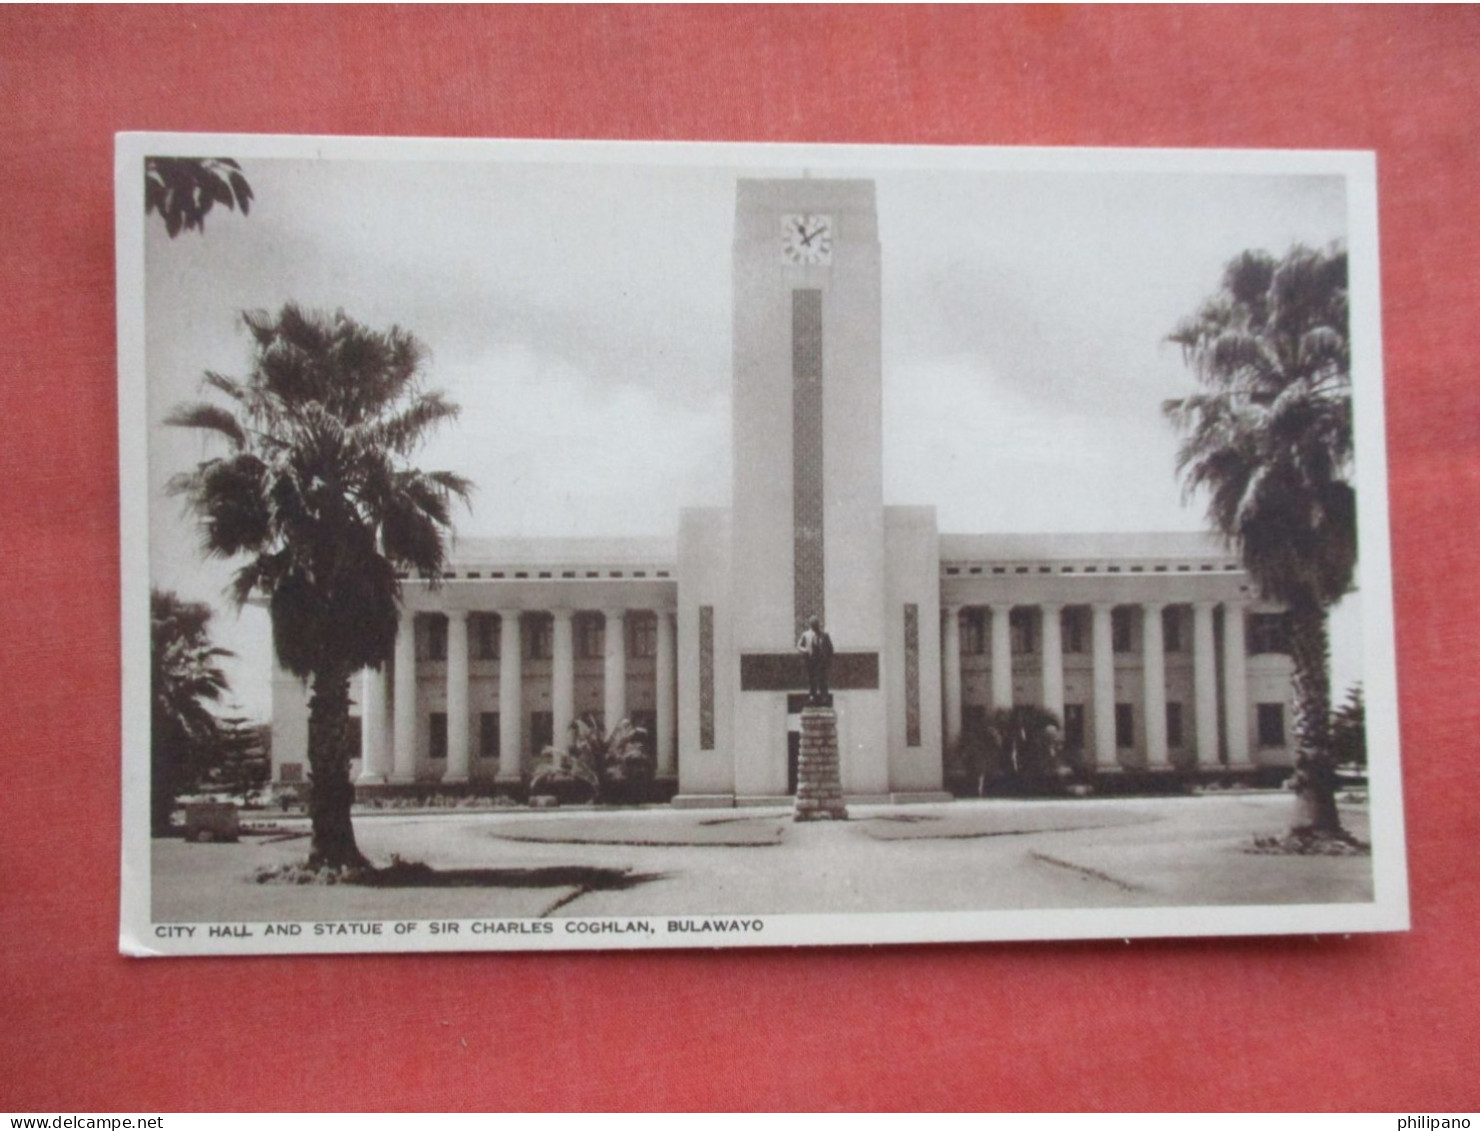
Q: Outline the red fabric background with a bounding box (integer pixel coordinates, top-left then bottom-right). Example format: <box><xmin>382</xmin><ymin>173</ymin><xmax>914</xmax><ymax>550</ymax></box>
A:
<box><xmin>1</xmin><ymin>5</ymin><xmax>1476</xmax><ymax>1112</ymax></box>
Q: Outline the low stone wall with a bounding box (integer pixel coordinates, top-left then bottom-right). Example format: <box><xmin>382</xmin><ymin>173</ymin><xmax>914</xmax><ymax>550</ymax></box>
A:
<box><xmin>352</xmin><ymin>777</ymin><xmax>680</xmax><ymax>807</ymax></box>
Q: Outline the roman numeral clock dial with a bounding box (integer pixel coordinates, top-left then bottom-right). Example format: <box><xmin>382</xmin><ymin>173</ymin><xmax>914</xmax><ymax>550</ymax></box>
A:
<box><xmin>781</xmin><ymin>213</ymin><xmax>833</xmax><ymax>265</ymax></box>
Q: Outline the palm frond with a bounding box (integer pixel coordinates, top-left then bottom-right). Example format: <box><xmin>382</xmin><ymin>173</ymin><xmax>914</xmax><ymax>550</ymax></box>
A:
<box><xmin>380</xmin><ymin>497</ymin><xmax>448</xmax><ymax>577</ymax></box>
<box><xmin>358</xmin><ymin>391</ymin><xmax>461</xmax><ymax>455</ymax></box>
<box><xmin>165</xmin><ymin>402</ymin><xmax>247</xmax><ymax>450</ymax></box>
<box><xmin>425</xmin><ymin>469</ymin><xmax>475</xmax><ymax>505</ymax></box>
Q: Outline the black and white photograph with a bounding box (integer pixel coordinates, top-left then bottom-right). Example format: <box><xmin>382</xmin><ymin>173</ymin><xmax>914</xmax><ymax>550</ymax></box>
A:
<box><xmin>118</xmin><ymin>135</ymin><xmax>1407</xmax><ymax>955</ymax></box>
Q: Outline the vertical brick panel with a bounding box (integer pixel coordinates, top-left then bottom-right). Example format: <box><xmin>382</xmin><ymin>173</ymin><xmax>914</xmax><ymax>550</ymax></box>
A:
<box><xmin>904</xmin><ymin>603</ymin><xmax>921</xmax><ymax>747</ymax></box>
<box><xmin>698</xmin><ymin>605</ymin><xmax>715</xmax><ymax>750</ymax></box>
<box><xmin>792</xmin><ymin>288</ymin><xmax>825</xmax><ymax>631</ymax></box>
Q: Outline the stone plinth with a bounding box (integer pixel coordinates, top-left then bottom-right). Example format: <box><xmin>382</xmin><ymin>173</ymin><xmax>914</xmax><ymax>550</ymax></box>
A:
<box><xmin>794</xmin><ymin>706</ymin><xmax>848</xmax><ymax>821</ymax></box>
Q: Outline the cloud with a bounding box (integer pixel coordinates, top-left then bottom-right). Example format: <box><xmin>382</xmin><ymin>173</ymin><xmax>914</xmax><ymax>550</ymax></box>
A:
<box><xmin>141</xmin><ymin>153</ymin><xmax>1357</xmax><ymax>720</ymax></box>
<box><xmin>423</xmin><ymin>343</ymin><xmax>731</xmax><ymax>539</ymax></box>
<box><xmin>884</xmin><ymin>356</ymin><xmax>1201</xmax><ymax>534</ymax></box>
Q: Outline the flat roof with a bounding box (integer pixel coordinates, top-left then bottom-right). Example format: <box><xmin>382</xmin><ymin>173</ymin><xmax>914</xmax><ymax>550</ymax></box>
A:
<box><xmin>449</xmin><ymin>536</ymin><xmax>676</xmax><ymax>568</ymax></box>
<box><xmin>939</xmin><ymin>531</ymin><xmax>1234</xmax><ymax>562</ymax></box>
<box><xmin>444</xmin><ymin>531</ymin><xmax>1237</xmax><ymax>569</ymax></box>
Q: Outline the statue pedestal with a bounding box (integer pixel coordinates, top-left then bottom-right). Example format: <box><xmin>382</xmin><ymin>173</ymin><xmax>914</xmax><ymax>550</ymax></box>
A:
<box><xmin>794</xmin><ymin>706</ymin><xmax>848</xmax><ymax>821</ymax></box>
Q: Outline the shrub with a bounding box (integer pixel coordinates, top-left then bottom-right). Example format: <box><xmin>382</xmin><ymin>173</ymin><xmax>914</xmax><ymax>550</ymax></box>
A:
<box><xmin>958</xmin><ymin>705</ymin><xmax>1070</xmax><ymax>796</ymax></box>
<box><xmin>530</xmin><ymin>714</ymin><xmax>655</xmax><ymax>804</ymax></box>
<box><xmin>529</xmin><ymin>746</ymin><xmax>600</xmax><ymax>805</ymax></box>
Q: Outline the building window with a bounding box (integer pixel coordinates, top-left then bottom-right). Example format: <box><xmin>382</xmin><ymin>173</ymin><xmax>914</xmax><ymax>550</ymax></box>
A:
<box><xmin>1062</xmin><ymin>608</ymin><xmax>1086</xmax><ymax>654</ymax></box>
<box><xmin>1010</xmin><ymin>607</ymin><xmax>1036</xmax><ymax>655</ymax></box>
<box><xmin>1063</xmin><ymin>703</ymin><xmax>1086</xmax><ymax>753</ymax></box>
<box><xmin>1112</xmin><ymin>607</ymin><xmax>1135</xmax><ymax>653</ymax></box>
<box><xmin>1115</xmin><ymin>703</ymin><xmax>1135</xmax><ymax>749</ymax></box>
<box><xmin>1248</xmin><ymin>613</ymin><xmax>1291</xmax><ymax>655</ymax></box>
<box><xmin>527</xmin><ymin>618</ymin><xmax>552</xmax><ymax>660</ymax></box>
<box><xmin>475</xmin><ymin>615</ymin><xmax>501</xmax><ymax>660</ymax></box>
<box><xmin>424</xmin><ymin>616</ymin><xmax>448</xmax><ymax>662</ymax></box>
<box><xmin>1163</xmin><ymin>606</ymin><xmax>1184</xmax><ymax>652</ymax></box>
<box><xmin>630</xmin><ymin>614</ymin><xmax>657</xmax><ymax>659</ymax></box>
<box><xmin>1166</xmin><ymin>701</ymin><xmax>1184</xmax><ymax>748</ymax></box>
<box><xmin>429</xmin><ymin>712</ymin><xmax>447</xmax><ymax>760</ymax></box>
<box><xmin>530</xmin><ymin>710</ymin><xmax>554</xmax><ymax>754</ymax></box>
<box><xmin>479</xmin><ymin>712</ymin><xmax>499</xmax><ymax>759</ymax></box>
<box><xmin>962</xmin><ymin>610</ymin><xmax>986</xmax><ymax>655</ymax></box>
<box><xmin>1257</xmin><ymin>703</ymin><xmax>1287</xmax><ymax>747</ymax></box>
<box><xmin>577</xmin><ymin>616</ymin><xmax>605</xmax><ymax>660</ymax></box>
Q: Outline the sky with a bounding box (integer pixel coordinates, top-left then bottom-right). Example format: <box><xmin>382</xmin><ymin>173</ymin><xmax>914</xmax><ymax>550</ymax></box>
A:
<box><xmin>140</xmin><ymin>144</ymin><xmax>1361</xmax><ymax>719</ymax></box>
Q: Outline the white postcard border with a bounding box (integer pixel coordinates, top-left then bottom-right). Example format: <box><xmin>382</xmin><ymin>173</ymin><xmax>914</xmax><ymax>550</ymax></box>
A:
<box><xmin>117</xmin><ymin>133</ymin><xmax>1408</xmax><ymax>957</ymax></box>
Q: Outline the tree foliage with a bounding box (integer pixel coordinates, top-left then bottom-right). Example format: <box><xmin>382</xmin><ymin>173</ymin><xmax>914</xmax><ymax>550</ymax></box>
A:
<box><xmin>531</xmin><ymin>714</ymin><xmax>654</xmax><ymax>805</ymax></box>
<box><xmin>168</xmin><ymin>304</ymin><xmax>472</xmax><ymax>867</ymax></box>
<box><xmin>145</xmin><ymin>157</ymin><xmax>254</xmax><ymax>238</ymax></box>
<box><xmin>961</xmin><ymin>705</ymin><xmax>1065</xmax><ymax>797</ymax></box>
<box><xmin>1331</xmin><ymin>684</ymin><xmax>1366</xmax><ymax>769</ymax></box>
<box><xmin>150</xmin><ymin>588</ymin><xmax>232</xmax><ymax>835</ymax></box>
<box><xmin>201</xmin><ymin>715</ymin><xmax>272</xmax><ymax>805</ymax></box>
<box><xmin>1164</xmin><ymin>246</ymin><xmax>1355</xmax><ymax>613</ymax></box>
<box><xmin>1164</xmin><ymin>244</ymin><xmax>1357</xmax><ymax>838</ymax></box>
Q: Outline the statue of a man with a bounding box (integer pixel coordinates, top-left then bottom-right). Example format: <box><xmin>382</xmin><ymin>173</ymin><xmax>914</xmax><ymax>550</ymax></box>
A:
<box><xmin>796</xmin><ymin>615</ymin><xmax>834</xmax><ymax>704</ymax></box>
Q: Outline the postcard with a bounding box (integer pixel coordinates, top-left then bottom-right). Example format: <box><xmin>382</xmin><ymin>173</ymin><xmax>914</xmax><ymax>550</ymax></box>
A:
<box><xmin>118</xmin><ymin>134</ymin><xmax>1406</xmax><ymax>954</ymax></box>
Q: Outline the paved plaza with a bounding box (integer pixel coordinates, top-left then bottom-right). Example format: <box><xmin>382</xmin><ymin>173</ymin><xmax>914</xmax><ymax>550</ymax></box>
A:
<box><xmin>152</xmin><ymin>793</ymin><xmax>1374</xmax><ymax>923</ymax></box>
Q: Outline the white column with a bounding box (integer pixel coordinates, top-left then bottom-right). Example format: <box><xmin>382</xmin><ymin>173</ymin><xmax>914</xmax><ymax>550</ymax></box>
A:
<box><xmin>551</xmin><ymin>608</ymin><xmax>575</xmax><ymax>750</ymax></box>
<box><xmin>603</xmin><ymin>609</ymin><xmax>627</xmax><ymax>731</ymax></box>
<box><xmin>1091</xmin><ymin>603</ymin><xmax>1116</xmax><ymax>768</ymax></box>
<box><xmin>989</xmin><ymin>603</ymin><xmax>1014</xmax><ymax>713</ymax></box>
<box><xmin>941</xmin><ymin>606</ymin><xmax>963</xmax><ymax>754</ymax></box>
<box><xmin>391</xmin><ymin>608</ymin><xmax>417</xmax><ymax>783</ymax></box>
<box><xmin>1192</xmin><ymin>601</ymin><xmax>1219</xmax><ymax>767</ymax></box>
<box><xmin>357</xmin><ymin>664</ymin><xmax>390</xmax><ymax>783</ymax></box>
<box><xmin>1040</xmin><ymin>603</ymin><xmax>1064</xmax><ymax>725</ymax></box>
<box><xmin>1222</xmin><ymin>601</ymin><xmax>1252</xmax><ymax>766</ymax></box>
<box><xmin>444</xmin><ymin>610</ymin><xmax>470</xmax><ymax>783</ymax></box>
<box><xmin>1142</xmin><ymin>603</ymin><xmax>1168</xmax><ymax>767</ymax></box>
<box><xmin>655</xmin><ymin>611</ymin><xmax>677</xmax><ymax>779</ymax></box>
<box><xmin>497</xmin><ymin>610</ymin><xmax>523</xmax><ymax>782</ymax></box>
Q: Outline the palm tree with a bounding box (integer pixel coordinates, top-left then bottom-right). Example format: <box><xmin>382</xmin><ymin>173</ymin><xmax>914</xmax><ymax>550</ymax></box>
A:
<box><xmin>529</xmin><ymin>714</ymin><xmax>654</xmax><ymax>806</ymax></box>
<box><xmin>168</xmin><ymin>304</ymin><xmax>471</xmax><ymax>868</ymax></box>
<box><xmin>1163</xmin><ymin>245</ymin><xmax>1356</xmax><ymax>840</ymax></box>
<box><xmin>151</xmin><ymin>588</ymin><xmax>232</xmax><ymax>836</ymax></box>
<box><xmin>145</xmin><ymin>157</ymin><xmax>253</xmax><ymax>237</ymax></box>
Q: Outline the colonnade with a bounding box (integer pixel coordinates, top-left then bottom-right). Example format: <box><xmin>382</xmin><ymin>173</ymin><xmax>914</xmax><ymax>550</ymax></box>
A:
<box><xmin>941</xmin><ymin>600</ymin><xmax>1253</xmax><ymax>769</ymax></box>
<box><xmin>358</xmin><ymin>608</ymin><xmax>678</xmax><ymax>786</ymax></box>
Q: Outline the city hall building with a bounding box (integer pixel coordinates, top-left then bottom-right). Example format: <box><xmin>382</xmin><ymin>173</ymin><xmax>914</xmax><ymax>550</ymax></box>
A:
<box><xmin>270</xmin><ymin>178</ymin><xmax>1298</xmax><ymax>805</ymax></box>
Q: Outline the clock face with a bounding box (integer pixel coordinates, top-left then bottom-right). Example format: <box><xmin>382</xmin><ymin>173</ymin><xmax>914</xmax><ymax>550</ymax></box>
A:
<box><xmin>781</xmin><ymin>213</ymin><xmax>833</xmax><ymax>265</ymax></box>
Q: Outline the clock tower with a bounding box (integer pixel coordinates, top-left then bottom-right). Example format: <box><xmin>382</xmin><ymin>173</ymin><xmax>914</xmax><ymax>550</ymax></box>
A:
<box><xmin>732</xmin><ymin>178</ymin><xmax>885</xmax><ymax>647</ymax></box>
<box><xmin>675</xmin><ymin>177</ymin><xmax>943</xmax><ymax>806</ymax></box>
<box><xmin>733</xmin><ymin>179</ymin><xmax>889</xmax><ymax>796</ymax></box>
